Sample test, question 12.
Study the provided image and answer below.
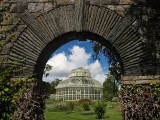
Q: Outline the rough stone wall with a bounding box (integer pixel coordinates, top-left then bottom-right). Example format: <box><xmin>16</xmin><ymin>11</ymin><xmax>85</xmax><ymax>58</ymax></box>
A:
<box><xmin>0</xmin><ymin>0</ymin><xmax>159</xmax><ymax>76</ymax></box>
<box><xmin>0</xmin><ymin>0</ymin><xmax>131</xmax><ymax>61</ymax></box>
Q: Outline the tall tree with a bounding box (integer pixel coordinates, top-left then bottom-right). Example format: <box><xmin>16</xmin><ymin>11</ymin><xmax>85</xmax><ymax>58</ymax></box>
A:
<box><xmin>50</xmin><ymin>79</ymin><xmax>62</xmax><ymax>94</ymax></box>
<box><xmin>91</xmin><ymin>41</ymin><xmax>122</xmax><ymax>84</ymax></box>
<box><xmin>103</xmin><ymin>75</ymin><xmax>118</xmax><ymax>101</ymax></box>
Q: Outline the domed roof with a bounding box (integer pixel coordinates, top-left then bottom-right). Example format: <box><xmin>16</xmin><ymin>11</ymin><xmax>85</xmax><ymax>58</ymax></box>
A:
<box><xmin>56</xmin><ymin>67</ymin><xmax>102</xmax><ymax>89</ymax></box>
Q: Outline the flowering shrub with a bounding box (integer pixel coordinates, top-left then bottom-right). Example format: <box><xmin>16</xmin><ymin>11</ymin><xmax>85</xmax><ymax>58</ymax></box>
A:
<box><xmin>78</xmin><ymin>99</ymin><xmax>93</xmax><ymax>105</ymax></box>
<box><xmin>93</xmin><ymin>101</ymin><xmax>106</xmax><ymax>119</ymax></box>
<box><xmin>47</xmin><ymin>101</ymin><xmax>69</xmax><ymax>112</ymax></box>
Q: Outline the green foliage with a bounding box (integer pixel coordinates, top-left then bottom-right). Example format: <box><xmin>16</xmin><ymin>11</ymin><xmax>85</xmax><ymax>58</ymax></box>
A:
<box><xmin>45</xmin><ymin>101</ymin><xmax>122</xmax><ymax>120</ymax></box>
<box><xmin>103</xmin><ymin>75</ymin><xmax>118</xmax><ymax>101</ymax></box>
<box><xmin>93</xmin><ymin>101</ymin><xmax>106</xmax><ymax>119</ymax></box>
<box><xmin>112</xmin><ymin>97</ymin><xmax>119</xmax><ymax>102</ymax></box>
<box><xmin>44</xmin><ymin>64</ymin><xmax>52</xmax><ymax>77</ymax></box>
<box><xmin>44</xmin><ymin>79</ymin><xmax>62</xmax><ymax>95</ymax></box>
<box><xmin>47</xmin><ymin>101</ymin><xmax>75</xmax><ymax>112</ymax></box>
<box><xmin>0</xmin><ymin>2</ymin><xmax>20</xmax><ymax>47</ymax></box>
<box><xmin>50</xmin><ymin>79</ymin><xmax>62</xmax><ymax>94</ymax></box>
<box><xmin>0</xmin><ymin>62</ymin><xmax>26</xmax><ymax>120</ymax></box>
<box><xmin>47</xmin><ymin>101</ymin><xmax>69</xmax><ymax>112</ymax></box>
<box><xmin>67</xmin><ymin>101</ymin><xmax>75</xmax><ymax>111</ymax></box>
<box><xmin>91</xmin><ymin>41</ymin><xmax>122</xmax><ymax>83</ymax></box>
<box><xmin>78</xmin><ymin>99</ymin><xmax>93</xmax><ymax>106</ymax></box>
<box><xmin>119</xmin><ymin>83</ymin><xmax>160</xmax><ymax>120</ymax></box>
<box><xmin>81</xmin><ymin>102</ymin><xmax>90</xmax><ymax>111</ymax></box>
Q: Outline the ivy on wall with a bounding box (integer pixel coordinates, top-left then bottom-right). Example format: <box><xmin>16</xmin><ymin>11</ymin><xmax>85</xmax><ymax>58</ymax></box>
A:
<box><xmin>13</xmin><ymin>80</ymin><xmax>47</xmax><ymax>120</ymax></box>
<box><xmin>0</xmin><ymin>62</ymin><xmax>27</xmax><ymax>120</ymax></box>
<box><xmin>0</xmin><ymin>2</ymin><xmax>48</xmax><ymax>120</ymax></box>
<box><xmin>119</xmin><ymin>83</ymin><xmax>160</xmax><ymax>120</ymax></box>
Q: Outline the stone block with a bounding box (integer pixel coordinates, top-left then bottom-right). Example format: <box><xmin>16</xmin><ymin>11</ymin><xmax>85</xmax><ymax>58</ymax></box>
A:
<box><xmin>28</xmin><ymin>3</ymin><xmax>44</xmax><ymax>12</ymax></box>
<box><xmin>44</xmin><ymin>2</ymin><xmax>53</xmax><ymax>11</ymax></box>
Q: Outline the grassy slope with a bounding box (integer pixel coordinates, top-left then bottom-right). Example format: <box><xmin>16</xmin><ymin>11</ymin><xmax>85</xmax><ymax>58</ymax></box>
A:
<box><xmin>44</xmin><ymin>101</ymin><xmax>122</xmax><ymax>120</ymax></box>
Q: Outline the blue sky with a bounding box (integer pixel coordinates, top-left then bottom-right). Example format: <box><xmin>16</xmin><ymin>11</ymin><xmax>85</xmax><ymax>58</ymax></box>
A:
<box><xmin>43</xmin><ymin>40</ymin><xmax>109</xmax><ymax>83</ymax></box>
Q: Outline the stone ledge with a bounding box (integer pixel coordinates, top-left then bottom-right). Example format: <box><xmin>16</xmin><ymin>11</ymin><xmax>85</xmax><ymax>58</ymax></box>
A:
<box><xmin>121</xmin><ymin>75</ymin><xmax>160</xmax><ymax>84</ymax></box>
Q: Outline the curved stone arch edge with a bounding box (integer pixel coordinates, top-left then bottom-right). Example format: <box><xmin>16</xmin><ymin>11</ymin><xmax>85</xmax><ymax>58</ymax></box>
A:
<box><xmin>34</xmin><ymin>31</ymin><xmax>125</xmax><ymax>81</ymax></box>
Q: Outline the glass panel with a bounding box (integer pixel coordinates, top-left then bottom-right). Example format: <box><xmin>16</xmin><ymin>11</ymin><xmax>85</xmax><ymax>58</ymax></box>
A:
<box><xmin>81</xmin><ymin>95</ymin><xmax>84</xmax><ymax>99</ymax></box>
<box><xmin>65</xmin><ymin>95</ymin><xmax>68</xmax><ymax>100</ymax></box>
<box><xmin>85</xmin><ymin>95</ymin><xmax>89</xmax><ymax>99</ymax></box>
<box><xmin>69</xmin><ymin>95</ymin><xmax>72</xmax><ymax>100</ymax></box>
<box><xmin>77</xmin><ymin>95</ymin><xmax>80</xmax><ymax>100</ymax></box>
<box><xmin>95</xmin><ymin>95</ymin><xmax>100</xmax><ymax>100</ymax></box>
<box><xmin>66</xmin><ymin>90</ymin><xmax>68</xmax><ymax>94</ymax></box>
<box><xmin>85</xmin><ymin>89</ymin><xmax>88</xmax><ymax>94</ymax></box>
<box><xmin>81</xmin><ymin>89</ymin><xmax>84</xmax><ymax>94</ymax></box>
<box><xmin>73</xmin><ymin>90</ymin><xmax>76</xmax><ymax>94</ymax></box>
<box><xmin>73</xmin><ymin>95</ymin><xmax>76</xmax><ymax>100</ymax></box>
<box><xmin>69</xmin><ymin>90</ymin><xmax>72</xmax><ymax>94</ymax></box>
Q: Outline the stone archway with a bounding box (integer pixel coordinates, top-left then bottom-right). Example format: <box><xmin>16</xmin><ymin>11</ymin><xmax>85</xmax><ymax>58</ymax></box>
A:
<box><xmin>2</xmin><ymin>0</ymin><xmax>154</xmax><ymax>78</ymax></box>
<box><xmin>0</xmin><ymin>0</ymin><xmax>160</xmax><ymax>119</ymax></box>
<box><xmin>3</xmin><ymin>0</ymin><xmax>159</xmax><ymax>79</ymax></box>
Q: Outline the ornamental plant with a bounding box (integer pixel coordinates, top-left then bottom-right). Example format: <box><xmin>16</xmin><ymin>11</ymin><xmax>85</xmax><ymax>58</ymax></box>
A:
<box><xmin>48</xmin><ymin>101</ymin><xmax>69</xmax><ymax>112</ymax></box>
<box><xmin>82</xmin><ymin>102</ymin><xmax>90</xmax><ymax>111</ymax></box>
<box><xmin>78</xmin><ymin>99</ymin><xmax>93</xmax><ymax>105</ymax></box>
<box><xmin>67</xmin><ymin>101</ymin><xmax>75</xmax><ymax>111</ymax></box>
<box><xmin>93</xmin><ymin>101</ymin><xmax>106</xmax><ymax>119</ymax></box>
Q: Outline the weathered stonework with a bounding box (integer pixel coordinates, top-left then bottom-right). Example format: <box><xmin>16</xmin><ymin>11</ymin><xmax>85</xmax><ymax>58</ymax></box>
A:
<box><xmin>0</xmin><ymin>0</ymin><xmax>160</xmax><ymax>119</ymax></box>
<box><xmin>0</xmin><ymin>0</ymin><xmax>159</xmax><ymax>78</ymax></box>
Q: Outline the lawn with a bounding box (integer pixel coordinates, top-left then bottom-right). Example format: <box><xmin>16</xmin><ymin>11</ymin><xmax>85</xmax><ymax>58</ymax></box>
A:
<box><xmin>44</xmin><ymin>100</ymin><xmax>122</xmax><ymax>120</ymax></box>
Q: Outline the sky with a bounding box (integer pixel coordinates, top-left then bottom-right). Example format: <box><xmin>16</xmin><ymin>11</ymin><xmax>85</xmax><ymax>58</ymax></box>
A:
<box><xmin>42</xmin><ymin>40</ymin><xmax>109</xmax><ymax>83</ymax></box>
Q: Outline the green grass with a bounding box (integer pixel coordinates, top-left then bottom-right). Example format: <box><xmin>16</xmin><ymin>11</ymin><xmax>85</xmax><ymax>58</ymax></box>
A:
<box><xmin>44</xmin><ymin>111</ymin><xmax>96</xmax><ymax>120</ymax></box>
<box><xmin>44</xmin><ymin>100</ymin><xmax>122</xmax><ymax>120</ymax></box>
<box><xmin>105</xmin><ymin>107</ymin><xmax>122</xmax><ymax>120</ymax></box>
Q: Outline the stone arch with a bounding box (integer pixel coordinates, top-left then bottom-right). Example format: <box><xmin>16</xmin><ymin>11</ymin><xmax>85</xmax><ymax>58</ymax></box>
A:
<box><xmin>34</xmin><ymin>31</ymin><xmax>124</xmax><ymax>80</ymax></box>
<box><xmin>9</xmin><ymin>3</ymin><xmax>141</xmax><ymax>78</ymax></box>
<box><xmin>1</xmin><ymin>0</ymin><xmax>159</xmax><ymax>83</ymax></box>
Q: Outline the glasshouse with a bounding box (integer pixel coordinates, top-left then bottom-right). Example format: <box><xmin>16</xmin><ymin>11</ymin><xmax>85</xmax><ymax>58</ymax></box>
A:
<box><xmin>55</xmin><ymin>67</ymin><xmax>103</xmax><ymax>101</ymax></box>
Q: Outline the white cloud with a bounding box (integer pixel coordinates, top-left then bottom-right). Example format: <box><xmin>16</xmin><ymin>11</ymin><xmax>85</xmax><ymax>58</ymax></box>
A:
<box><xmin>69</xmin><ymin>46</ymin><xmax>91</xmax><ymax>67</ymax></box>
<box><xmin>43</xmin><ymin>45</ymin><xmax>107</xmax><ymax>83</ymax></box>
<box><xmin>87</xmin><ymin>60</ymin><xmax>106</xmax><ymax>83</ymax></box>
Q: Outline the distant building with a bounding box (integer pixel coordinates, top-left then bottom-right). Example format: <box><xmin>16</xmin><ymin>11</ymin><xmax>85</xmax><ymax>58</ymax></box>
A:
<box><xmin>55</xmin><ymin>67</ymin><xmax>103</xmax><ymax>101</ymax></box>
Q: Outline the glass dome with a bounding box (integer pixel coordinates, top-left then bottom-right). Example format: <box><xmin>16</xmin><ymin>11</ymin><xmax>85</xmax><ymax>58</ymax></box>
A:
<box><xmin>56</xmin><ymin>67</ymin><xmax>102</xmax><ymax>88</ymax></box>
<box><xmin>55</xmin><ymin>67</ymin><xmax>103</xmax><ymax>101</ymax></box>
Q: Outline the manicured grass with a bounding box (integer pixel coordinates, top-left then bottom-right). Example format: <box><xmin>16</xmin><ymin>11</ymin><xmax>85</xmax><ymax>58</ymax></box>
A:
<box><xmin>105</xmin><ymin>107</ymin><xmax>122</xmax><ymax>120</ymax></box>
<box><xmin>44</xmin><ymin>100</ymin><xmax>122</xmax><ymax>120</ymax></box>
<box><xmin>44</xmin><ymin>111</ymin><xmax>96</xmax><ymax>120</ymax></box>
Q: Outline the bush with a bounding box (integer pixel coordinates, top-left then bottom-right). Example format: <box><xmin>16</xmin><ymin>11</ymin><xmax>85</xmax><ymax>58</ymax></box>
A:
<box><xmin>67</xmin><ymin>101</ymin><xmax>75</xmax><ymax>111</ymax></box>
<box><xmin>112</xmin><ymin>97</ymin><xmax>119</xmax><ymax>102</ymax></box>
<box><xmin>93</xmin><ymin>101</ymin><xmax>106</xmax><ymax>119</ymax></box>
<box><xmin>47</xmin><ymin>101</ymin><xmax>68</xmax><ymax>112</ymax></box>
<box><xmin>78</xmin><ymin>99</ymin><xmax>93</xmax><ymax>105</ymax></box>
<box><xmin>81</xmin><ymin>102</ymin><xmax>90</xmax><ymax>111</ymax></box>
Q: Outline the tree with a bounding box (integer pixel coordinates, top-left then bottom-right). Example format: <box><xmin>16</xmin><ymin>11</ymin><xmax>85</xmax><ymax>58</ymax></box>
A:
<box><xmin>91</xmin><ymin>41</ymin><xmax>122</xmax><ymax>84</ymax></box>
<box><xmin>43</xmin><ymin>64</ymin><xmax>52</xmax><ymax>77</ymax></box>
<box><xmin>50</xmin><ymin>79</ymin><xmax>62</xmax><ymax>94</ymax></box>
<box><xmin>103</xmin><ymin>75</ymin><xmax>118</xmax><ymax>101</ymax></box>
